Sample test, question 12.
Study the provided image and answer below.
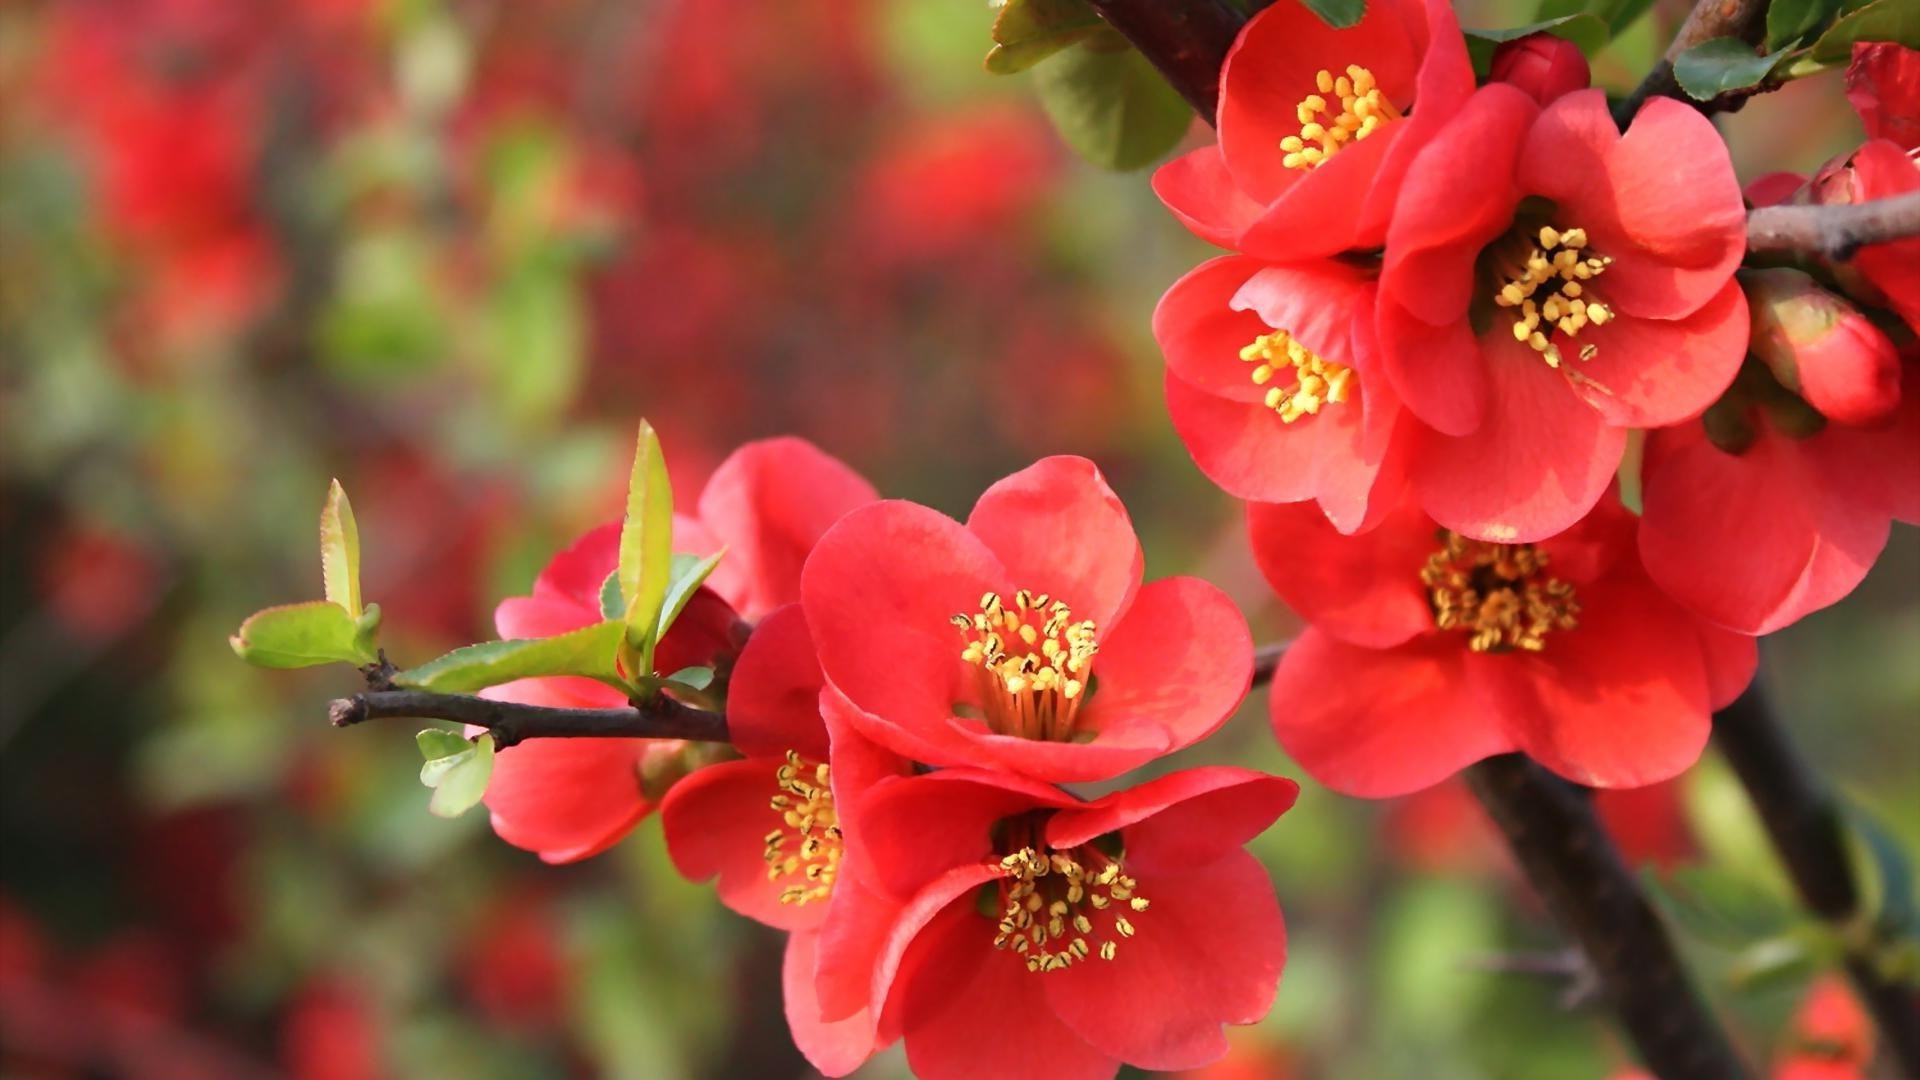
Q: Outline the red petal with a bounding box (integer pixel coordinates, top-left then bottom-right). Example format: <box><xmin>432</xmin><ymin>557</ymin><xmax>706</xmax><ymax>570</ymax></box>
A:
<box><xmin>1698</xmin><ymin>624</ymin><xmax>1758</xmax><ymax>711</ymax></box>
<box><xmin>1356</xmin><ymin>0</ymin><xmax>1478</xmax><ymax>238</ymax></box>
<box><xmin>1376</xmin><ymin>299</ymin><xmax>1488</xmax><ymax>437</ymax></box>
<box><xmin>821</xmin><ymin>688</ymin><xmax>913</xmax><ymax>840</ymax></box>
<box><xmin>1248</xmin><ymin>496</ymin><xmax>1436</xmax><ymax>648</ymax></box>
<box><xmin>530</xmin><ymin>523</ymin><xmax>619</xmax><ymax>610</ymax></box>
<box><xmin>1238</xmin><ymin>129</ymin><xmax>1399</xmax><ymax>260</ymax></box>
<box><xmin>1042</xmin><ymin>851</ymin><xmax>1285</xmax><ymax>1071</ymax></box>
<box><xmin>1566</xmin><ymin>280</ymin><xmax>1748</xmax><ymax>428</ymax></box>
<box><xmin>782</xmin><ymin>931</ymin><xmax>879</xmax><ymax>1077</ymax></box>
<box><xmin>933</xmin><ymin>723</ymin><xmax>1175</xmax><ymax>784</ymax></box>
<box><xmin>727</xmin><ymin>605</ymin><xmax>828</xmax><ymax>761</ymax></box>
<box><xmin>1047</xmin><ymin>768</ymin><xmax>1298</xmax><ymax>870</ymax></box>
<box><xmin>815</xmin><ymin>871</ymin><xmax>900</xmax><ymax>1023</ymax></box>
<box><xmin>848</xmin><ymin>770</ymin><xmax>1072</xmax><ymax>902</ymax></box>
<box><xmin>697</xmin><ymin>437</ymin><xmax>878</xmax><ymax>618</ymax></box>
<box><xmin>1074</xmin><ymin>577</ymin><xmax>1253</xmax><ymax>762</ymax></box>
<box><xmin>1153</xmin><ymin>256</ymin><xmax>1269</xmax><ymax>403</ymax></box>
<box><xmin>966</xmin><ymin>456</ymin><xmax>1143</xmax><ymax>628</ymax></box>
<box><xmin>1382</xmin><ymin>83</ymin><xmax>1534</xmax><ymax>267</ymax></box>
<box><xmin>660</xmin><ymin>759</ymin><xmax>822</xmax><ymax>931</ymax></box>
<box><xmin>1412</xmin><ymin>337</ymin><xmax>1625</xmax><ymax>543</ymax></box>
<box><xmin>1231</xmin><ymin>261</ymin><xmax>1374</xmax><ymax>369</ymax></box>
<box><xmin>1151</xmin><ymin>145</ymin><xmax>1265</xmax><ymax>250</ymax></box>
<box><xmin>494</xmin><ymin>595</ymin><xmax>596</xmax><ymax>641</ymax></box>
<box><xmin>480</xmin><ymin>737</ymin><xmax>650</xmax><ymax>864</ymax></box>
<box><xmin>1165</xmin><ymin>369</ymin><xmax>1321</xmax><ymax>504</ymax></box>
<box><xmin>1269</xmin><ymin>630</ymin><xmax>1507</xmax><ymax>797</ymax></box>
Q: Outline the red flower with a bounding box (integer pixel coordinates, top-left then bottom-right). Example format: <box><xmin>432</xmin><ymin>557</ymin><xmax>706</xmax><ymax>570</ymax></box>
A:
<box><xmin>1154</xmin><ymin>254</ymin><xmax>1410</xmax><ymax>533</ymax></box>
<box><xmin>660</xmin><ymin>605</ymin><xmax>908</xmax><ymax>1075</ymax></box>
<box><xmin>1490</xmin><ymin>33</ymin><xmax>1590</xmax><ymax>107</ymax></box>
<box><xmin>1636</xmin><ymin>365</ymin><xmax>1920</xmax><ymax>634</ymax></box>
<box><xmin>815</xmin><ymin>767</ymin><xmax>1296</xmax><ymax>1079</ymax></box>
<box><xmin>800</xmin><ymin>456</ymin><xmax>1253</xmax><ymax>783</ymax></box>
<box><xmin>1377</xmin><ymin>88</ymin><xmax>1749</xmax><ymax>542</ymax></box>
<box><xmin>482</xmin><ymin>438</ymin><xmax>877</xmax><ymax>862</ymax></box>
<box><xmin>1745</xmin><ymin>268</ymin><xmax>1902</xmax><ymax>427</ymax></box>
<box><xmin>1809</xmin><ymin>140</ymin><xmax>1920</xmax><ymax>336</ymax></box>
<box><xmin>1845</xmin><ymin>43</ymin><xmax>1920</xmax><ymax>151</ymax></box>
<box><xmin>1252</xmin><ymin>491</ymin><xmax>1755</xmax><ymax>795</ymax></box>
<box><xmin>1154</xmin><ymin>0</ymin><xmax>1473</xmax><ymax>261</ymax></box>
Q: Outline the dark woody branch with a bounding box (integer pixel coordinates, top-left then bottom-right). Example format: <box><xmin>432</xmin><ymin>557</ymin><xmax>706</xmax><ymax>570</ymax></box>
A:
<box><xmin>1614</xmin><ymin>0</ymin><xmax>1769</xmax><ymax>125</ymax></box>
<box><xmin>1081</xmin><ymin>0</ymin><xmax>1245</xmax><ymax>122</ymax></box>
<box><xmin>329</xmin><ymin>689</ymin><xmax>729</xmax><ymax>748</ymax></box>
<box><xmin>1746</xmin><ymin>190</ymin><xmax>1920</xmax><ymax>262</ymax></box>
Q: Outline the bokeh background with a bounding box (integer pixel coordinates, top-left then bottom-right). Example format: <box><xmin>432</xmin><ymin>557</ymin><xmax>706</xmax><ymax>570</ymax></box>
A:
<box><xmin>0</xmin><ymin>0</ymin><xmax>1913</xmax><ymax>1076</ymax></box>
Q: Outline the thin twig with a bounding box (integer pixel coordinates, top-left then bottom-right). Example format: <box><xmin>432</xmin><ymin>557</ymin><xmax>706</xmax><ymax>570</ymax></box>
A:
<box><xmin>1614</xmin><ymin>0</ymin><xmax>1769</xmax><ymax>126</ymax></box>
<box><xmin>1081</xmin><ymin>0</ymin><xmax>1245</xmax><ymax>123</ymax></box>
<box><xmin>1251</xmin><ymin>639</ymin><xmax>1289</xmax><ymax>688</ymax></box>
<box><xmin>1714</xmin><ymin>683</ymin><xmax>1920</xmax><ymax>1079</ymax></box>
<box><xmin>329</xmin><ymin>689</ymin><xmax>729</xmax><ymax>748</ymax></box>
<box><xmin>1746</xmin><ymin>190</ymin><xmax>1920</xmax><ymax>262</ymax></box>
<box><xmin>1466</xmin><ymin>755</ymin><xmax>1750</xmax><ymax>1079</ymax></box>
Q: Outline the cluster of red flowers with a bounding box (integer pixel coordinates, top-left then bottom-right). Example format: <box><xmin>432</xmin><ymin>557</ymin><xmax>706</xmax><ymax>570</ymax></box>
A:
<box><xmin>481</xmin><ymin>440</ymin><xmax>1297</xmax><ymax>1078</ymax></box>
<box><xmin>1153</xmin><ymin>0</ymin><xmax>1918</xmax><ymax>796</ymax></box>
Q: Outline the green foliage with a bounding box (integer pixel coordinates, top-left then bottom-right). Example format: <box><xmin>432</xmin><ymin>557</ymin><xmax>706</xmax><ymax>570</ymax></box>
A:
<box><xmin>392</xmin><ymin>620</ymin><xmax>627</xmax><ymax>693</ymax></box>
<box><xmin>657</xmin><ymin>551</ymin><xmax>726</xmax><ymax>643</ymax></box>
<box><xmin>1810</xmin><ymin>0</ymin><xmax>1920</xmax><ymax>63</ymax></box>
<box><xmin>619</xmin><ymin>420</ymin><xmax>675</xmax><ymax>674</ymax></box>
<box><xmin>1767</xmin><ymin>0</ymin><xmax>1844</xmax><ymax>50</ymax></box>
<box><xmin>319</xmin><ymin>480</ymin><xmax>363</xmax><ymax>618</ymax></box>
<box><xmin>1302</xmin><ymin>0</ymin><xmax>1367</xmax><ymax>31</ymax></box>
<box><xmin>1464</xmin><ymin>14</ymin><xmax>1612</xmax><ymax>73</ymax></box>
<box><xmin>1671</xmin><ymin>37</ymin><xmax>1794</xmax><ymax>100</ymax></box>
<box><xmin>661</xmin><ymin>666</ymin><xmax>715</xmax><ymax>692</ymax></box>
<box><xmin>1646</xmin><ymin>865</ymin><xmax>1802</xmax><ymax>948</ymax></box>
<box><xmin>416</xmin><ymin>729</ymin><xmax>494</xmax><ymax>818</ymax></box>
<box><xmin>983</xmin><ymin>0</ymin><xmax>1104</xmax><ymax>74</ymax></box>
<box><xmin>230</xmin><ymin>601</ymin><xmax>382</xmax><ymax>668</ymax></box>
<box><xmin>1032</xmin><ymin>31</ymin><xmax>1193</xmax><ymax>172</ymax></box>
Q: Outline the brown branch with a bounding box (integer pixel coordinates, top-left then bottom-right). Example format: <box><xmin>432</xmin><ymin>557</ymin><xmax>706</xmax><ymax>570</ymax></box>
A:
<box><xmin>1614</xmin><ymin>0</ymin><xmax>1769</xmax><ymax>126</ymax></box>
<box><xmin>1746</xmin><ymin>191</ymin><xmax>1920</xmax><ymax>262</ymax></box>
<box><xmin>329</xmin><ymin>689</ymin><xmax>729</xmax><ymax>748</ymax></box>
<box><xmin>1714</xmin><ymin>684</ymin><xmax>1920</xmax><ymax>1079</ymax></box>
<box><xmin>1081</xmin><ymin>0</ymin><xmax>1245</xmax><ymax>123</ymax></box>
<box><xmin>1251</xmin><ymin>639</ymin><xmax>1289</xmax><ymax>687</ymax></box>
<box><xmin>1466</xmin><ymin>755</ymin><xmax>1750</xmax><ymax>1079</ymax></box>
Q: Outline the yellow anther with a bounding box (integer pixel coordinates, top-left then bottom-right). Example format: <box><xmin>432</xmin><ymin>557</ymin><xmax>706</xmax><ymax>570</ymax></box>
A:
<box><xmin>1239</xmin><ymin>329</ymin><xmax>1354</xmax><ymax>424</ymax></box>
<box><xmin>992</xmin><ymin>842</ymin><xmax>1148</xmax><ymax>976</ymax></box>
<box><xmin>1281</xmin><ymin>63</ymin><xmax>1400</xmax><ymax>170</ymax></box>
<box><xmin>1420</xmin><ymin>531</ymin><xmax>1580</xmax><ymax>653</ymax></box>
<box><xmin>762</xmin><ymin>750</ymin><xmax>842</xmax><ymax>906</ymax></box>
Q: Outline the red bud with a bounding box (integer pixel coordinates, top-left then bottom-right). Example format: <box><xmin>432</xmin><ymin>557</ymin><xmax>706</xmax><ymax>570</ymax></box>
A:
<box><xmin>1744</xmin><ymin>268</ymin><xmax>1903</xmax><ymax>426</ymax></box>
<box><xmin>1490</xmin><ymin>34</ymin><xmax>1591</xmax><ymax>106</ymax></box>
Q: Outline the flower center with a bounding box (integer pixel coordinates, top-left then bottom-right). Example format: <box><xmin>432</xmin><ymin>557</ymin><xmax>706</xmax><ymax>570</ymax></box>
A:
<box><xmin>992</xmin><ymin>844</ymin><xmax>1148</xmax><ymax>973</ymax></box>
<box><xmin>951</xmin><ymin>590</ymin><xmax>1098</xmax><ymax>742</ymax></box>
<box><xmin>1241</xmin><ymin>329</ymin><xmax>1355</xmax><ymax>423</ymax></box>
<box><xmin>1491</xmin><ymin>224</ymin><xmax>1616</xmax><ymax>368</ymax></box>
<box><xmin>1280</xmin><ymin>65</ymin><xmax>1401</xmax><ymax>170</ymax></box>
<box><xmin>763</xmin><ymin>750</ymin><xmax>841</xmax><ymax>906</ymax></box>
<box><xmin>1419</xmin><ymin>531</ymin><xmax>1579</xmax><ymax>653</ymax></box>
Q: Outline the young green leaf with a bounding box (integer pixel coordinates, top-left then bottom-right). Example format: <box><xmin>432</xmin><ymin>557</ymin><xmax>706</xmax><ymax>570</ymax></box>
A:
<box><xmin>230</xmin><ymin>601</ymin><xmax>377</xmax><ymax>668</ymax></box>
<box><xmin>984</xmin><ymin>0</ymin><xmax>1104</xmax><ymax>75</ymax></box>
<box><xmin>617</xmin><ymin>420</ymin><xmax>674</xmax><ymax>653</ymax></box>
<box><xmin>319</xmin><ymin>480</ymin><xmax>363</xmax><ymax>618</ymax></box>
<box><xmin>392</xmin><ymin>619</ymin><xmax>627</xmax><ymax>693</ymax></box>
<box><xmin>662</xmin><ymin>665</ymin><xmax>715</xmax><ymax>692</ymax></box>
<box><xmin>1671</xmin><ymin>37</ymin><xmax>1794</xmax><ymax>99</ymax></box>
<box><xmin>1302</xmin><ymin>0</ymin><xmax>1366</xmax><ymax>30</ymax></box>
<box><xmin>1809</xmin><ymin>0</ymin><xmax>1920</xmax><ymax>63</ymax></box>
<box><xmin>657</xmin><ymin>549</ymin><xmax>726</xmax><ymax>641</ymax></box>
<box><xmin>425</xmin><ymin>732</ymin><xmax>495</xmax><ymax>818</ymax></box>
<box><xmin>1766</xmin><ymin>0</ymin><xmax>1843</xmax><ymax>50</ymax></box>
<box><xmin>1032</xmin><ymin>32</ymin><xmax>1193</xmax><ymax>172</ymax></box>
<box><xmin>416</xmin><ymin>727</ymin><xmax>470</xmax><ymax>762</ymax></box>
<box><xmin>599</xmin><ymin>570</ymin><xmax>624</xmax><ymax>621</ymax></box>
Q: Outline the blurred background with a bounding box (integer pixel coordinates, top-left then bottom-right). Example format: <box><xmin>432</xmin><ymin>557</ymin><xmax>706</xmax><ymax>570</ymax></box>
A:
<box><xmin>0</xmin><ymin>0</ymin><xmax>1912</xmax><ymax>1076</ymax></box>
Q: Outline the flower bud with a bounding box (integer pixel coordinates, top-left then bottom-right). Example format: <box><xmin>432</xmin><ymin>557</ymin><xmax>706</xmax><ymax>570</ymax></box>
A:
<box><xmin>1490</xmin><ymin>34</ymin><xmax>1590</xmax><ymax>106</ymax></box>
<box><xmin>1743</xmin><ymin>268</ymin><xmax>1903</xmax><ymax>426</ymax></box>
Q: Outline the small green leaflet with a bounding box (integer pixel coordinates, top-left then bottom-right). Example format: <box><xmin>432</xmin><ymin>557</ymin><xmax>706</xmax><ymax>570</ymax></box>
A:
<box><xmin>230</xmin><ymin>601</ymin><xmax>381</xmax><ymax>668</ymax></box>
<box><xmin>983</xmin><ymin>0</ymin><xmax>1104</xmax><ymax>74</ymax></box>
<box><xmin>1671</xmin><ymin>37</ymin><xmax>1794</xmax><ymax>100</ymax></box>
<box><xmin>657</xmin><ymin>550</ymin><xmax>726</xmax><ymax>641</ymax></box>
<box><xmin>416</xmin><ymin>729</ymin><xmax>495</xmax><ymax>818</ymax></box>
<box><xmin>618</xmin><ymin>420</ymin><xmax>674</xmax><ymax>658</ymax></box>
<box><xmin>319</xmin><ymin>480</ymin><xmax>363</xmax><ymax>618</ymax></box>
<box><xmin>1032</xmin><ymin>31</ymin><xmax>1192</xmax><ymax>172</ymax></box>
<box><xmin>1809</xmin><ymin>0</ymin><xmax>1920</xmax><ymax>63</ymax></box>
<box><xmin>393</xmin><ymin>619</ymin><xmax>627</xmax><ymax>693</ymax></box>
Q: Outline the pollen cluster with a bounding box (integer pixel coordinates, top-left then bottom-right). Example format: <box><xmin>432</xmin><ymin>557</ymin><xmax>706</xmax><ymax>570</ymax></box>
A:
<box><xmin>951</xmin><ymin>590</ymin><xmax>1098</xmax><ymax>742</ymax></box>
<box><xmin>1241</xmin><ymin>329</ymin><xmax>1354</xmax><ymax>423</ymax></box>
<box><xmin>763</xmin><ymin>750</ymin><xmax>841</xmax><ymax>906</ymax></box>
<box><xmin>1493</xmin><ymin>225</ymin><xmax>1615</xmax><ymax>368</ymax></box>
<box><xmin>1280</xmin><ymin>65</ymin><xmax>1400</xmax><ymax>170</ymax></box>
<box><xmin>1420</xmin><ymin>531</ymin><xmax>1579</xmax><ymax>653</ymax></box>
<box><xmin>992</xmin><ymin>846</ymin><xmax>1149</xmax><ymax>973</ymax></box>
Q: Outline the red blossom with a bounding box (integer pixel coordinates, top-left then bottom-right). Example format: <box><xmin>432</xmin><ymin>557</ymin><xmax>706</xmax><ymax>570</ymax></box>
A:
<box><xmin>1845</xmin><ymin>43</ymin><xmax>1920</xmax><ymax>151</ymax></box>
<box><xmin>1376</xmin><ymin>87</ymin><xmax>1749</xmax><ymax>542</ymax></box>
<box><xmin>800</xmin><ymin>456</ymin><xmax>1253</xmax><ymax>784</ymax></box>
<box><xmin>1745</xmin><ymin>268</ymin><xmax>1903</xmax><ymax>427</ymax></box>
<box><xmin>481</xmin><ymin>438</ymin><xmax>877</xmax><ymax>863</ymax></box>
<box><xmin>1154</xmin><ymin>0</ymin><xmax>1474</xmax><ymax>260</ymax></box>
<box><xmin>1810</xmin><ymin>140</ymin><xmax>1920</xmax><ymax>336</ymax></box>
<box><xmin>1490</xmin><ymin>33</ymin><xmax>1590</xmax><ymax>107</ymax></box>
<box><xmin>814</xmin><ymin>767</ymin><xmax>1296</xmax><ymax>1079</ymax></box>
<box><xmin>1253</xmin><ymin>491</ymin><xmax>1755</xmax><ymax>795</ymax></box>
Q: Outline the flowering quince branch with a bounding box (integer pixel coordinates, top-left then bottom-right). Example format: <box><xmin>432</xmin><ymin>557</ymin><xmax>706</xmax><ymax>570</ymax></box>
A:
<box><xmin>1714</xmin><ymin>685</ymin><xmax>1920</xmax><ymax>1078</ymax></box>
<box><xmin>326</xmin><ymin>689</ymin><xmax>728</xmax><ymax>749</ymax></box>
<box><xmin>1612</xmin><ymin>0</ymin><xmax>1768</xmax><ymax>124</ymax></box>
<box><xmin>1464</xmin><ymin>756</ymin><xmax>1747</xmax><ymax>1080</ymax></box>
<box><xmin>1745</xmin><ymin>188</ymin><xmax>1920</xmax><ymax>261</ymax></box>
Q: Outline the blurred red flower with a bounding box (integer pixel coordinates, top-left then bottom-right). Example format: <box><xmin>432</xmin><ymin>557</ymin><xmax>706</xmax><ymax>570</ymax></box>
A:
<box><xmin>1845</xmin><ymin>43</ymin><xmax>1920</xmax><ymax>151</ymax></box>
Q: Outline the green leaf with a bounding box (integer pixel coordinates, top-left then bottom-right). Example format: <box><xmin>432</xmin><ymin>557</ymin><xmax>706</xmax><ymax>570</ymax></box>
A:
<box><xmin>1302</xmin><ymin>0</ymin><xmax>1366</xmax><ymax>30</ymax></box>
<box><xmin>1464</xmin><ymin>14</ymin><xmax>1612</xmax><ymax>73</ymax></box>
<box><xmin>1645</xmin><ymin>866</ymin><xmax>1801</xmax><ymax>948</ymax></box>
<box><xmin>662</xmin><ymin>666</ymin><xmax>715</xmax><ymax>691</ymax></box>
<box><xmin>618</xmin><ymin>420</ymin><xmax>674</xmax><ymax>656</ymax></box>
<box><xmin>1848</xmin><ymin>803</ymin><xmax>1917</xmax><ymax>933</ymax></box>
<box><xmin>600</xmin><ymin>570</ymin><xmax>624</xmax><ymax>621</ymax></box>
<box><xmin>393</xmin><ymin>619</ymin><xmax>626</xmax><ymax>693</ymax></box>
<box><xmin>1767</xmin><ymin>0</ymin><xmax>1843</xmax><ymax>49</ymax></box>
<box><xmin>1727</xmin><ymin>931</ymin><xmax>1827</xmax><ymax>993</ymax></box>
<box><xmin>424</xmin><ymin>732</ymin><xmax>495</xmax><ymax>818</ymax></box>
<box><xmin>1810</xmin><ymin>0</ymin><xmax>1920</xmax><ymax>63</ymax></box>
<box><xmin>657</xmin><ymin>550</ymin><xmax>726</xmax><ymax>641</ymax></box>
<box><xmin>230</xmin><ymin>601</ymin><xmax>377</xmax><ymax>668</ymax></box>
<box><xmin>1672</xmin><ymin>37</ymin><xmax>1795</xmax><ymax>99</ymax></box>
<box><xmin>319</xmin><ymin>480</ymin><xmax>362</xmax><ymax>618</ymax></box>
<box><xmin>1587</xmin><ymin>0</ymin><xmax>1659</xmax><ymax>34</ymax></box>
<box><xmin>984</xmin><ymin>0</ymin><xmax>1104</xmax><ymax>74</ymax></box>
<box><xmin>1032</xmin><ymin>32</ymin><xmax>1194</xmax><ymax>172</ymax></box>
<box><xmin>416</xmin><ymin>727</ymin><xmax>470</xmax><ymax>762</ymax></box>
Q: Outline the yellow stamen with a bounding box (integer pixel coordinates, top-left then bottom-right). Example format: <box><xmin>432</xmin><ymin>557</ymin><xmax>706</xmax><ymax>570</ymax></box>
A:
<box><xmin>952</xmin><ymin>590</ymin><xmax>1098</xmax><ymax>742</ymax></box>
<box><xmin>1281</xmin><ymin>64</ymin><xmax>1401</xmax><ymax>170</ymax></box>
<box><xmin>1240</xmin><ymin>329</ymin><xmax>1354</xmax><ymax>423</ymax></box>
<box><xmin>1491</xmin><ymin>222</ymin><xmax>1615</xmax><ymax>369</ymax></box>
<box><xmin>992</xmin><ymin>845</ymin><xmax>1147</xmax><ymax>973</ymax></box>
<box><xmin>762</xmin><ymin>750</ymin><xmax>842</xmax><ymax>906</ymax></box>
<box><xmin>1419</xmin><ymin>531</ymin><xmax>1579</xmax><ymax>653</ymax></box>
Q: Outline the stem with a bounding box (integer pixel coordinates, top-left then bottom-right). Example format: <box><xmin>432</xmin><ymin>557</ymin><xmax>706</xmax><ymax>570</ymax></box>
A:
<box><xmin>1466</xmin><ymin>755</ymin><xmax>1750</xmax><ymax>1080</ymax></box>
<box><xmin>1081</xmin><ymin>0</ymin><xmax>1245</xmax><ymax>123</ymax></box>
<box><xmin>329</xmin><ymin>689</ymin><xmax>729</xmax><ymax>748</ymax></box>
<box><xmin>1746</xmin><ymin>190</ymin><xmax>1920</xmax><ymax>262</ymax></box>
<box><xmin>1614</xmin><ymin>0</ymin><xmax>1768</xmax><ymax>126</ymax></box>
<box><xmin>1251</xmin><ymin>639</ymin><xmax>1289</xmax><ymax>687</ymax></box>
<box><xmin>1714</xmin><ymin>684</ymin><xmax>1920</xmax><ymax>1079</ymax></box>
